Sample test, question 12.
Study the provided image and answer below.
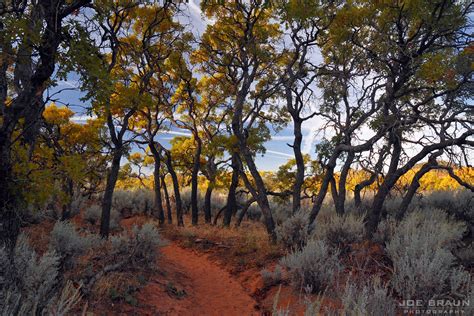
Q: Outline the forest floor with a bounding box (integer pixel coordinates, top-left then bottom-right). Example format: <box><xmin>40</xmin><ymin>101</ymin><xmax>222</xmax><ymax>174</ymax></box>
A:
<box><xmin>24</xmin><ymin>214</ymin><xmax>323</xmax><ymax>315</ymax></box>
<box><xmin>104</xmin><ymin>215</ymin><xmax>313</xmax><ymax>315</ymax></box>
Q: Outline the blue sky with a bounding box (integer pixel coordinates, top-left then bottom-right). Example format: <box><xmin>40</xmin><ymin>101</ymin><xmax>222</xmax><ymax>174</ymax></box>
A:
<box><xmin>48</xmin><ymin>1</ymin><xmax>322</xmax><ymax>172</ymax></box>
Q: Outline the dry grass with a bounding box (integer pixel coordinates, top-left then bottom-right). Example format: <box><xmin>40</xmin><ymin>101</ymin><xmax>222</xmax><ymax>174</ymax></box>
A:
<box><xmin>161</xmin><ymin>217</ymin><xmax>283</xmax><ymax>274</ymax></box>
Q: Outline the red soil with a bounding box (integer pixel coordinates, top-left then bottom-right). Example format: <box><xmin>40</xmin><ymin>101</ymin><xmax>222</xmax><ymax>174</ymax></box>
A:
<box><xmin>137</xmin><ymin>243</ymin><xmax>259</xmax><ymax>315</ymax></box>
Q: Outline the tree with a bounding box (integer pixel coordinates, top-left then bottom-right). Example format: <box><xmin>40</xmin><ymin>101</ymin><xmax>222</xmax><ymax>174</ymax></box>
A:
<box><xmin>277</xmin><ymin>0</ymin><xmax>335</xmax><ymax>214</ymax></box>
<box><xmin>80</xmin><ymin>0</ymin><xmax>178</xmax><ymax>237</ymax></box>
<box><xmin>41</xmin><ymin>103</ymin><xmax>105</xmax><ymax>219</ymax></box>
<box><xmin>306</xmin><ymin>0</ymin><xmax>473</xmax><ymax>236</ymax></box>
<box><xmin>195</xmin><ymin>0</ymin><xmax>284</xmax><ymax>239</ymax></box>
<box><xmin>0</xmin><ymin>0</ymin><xmax>92</xmax><ymax>250</ymax></box>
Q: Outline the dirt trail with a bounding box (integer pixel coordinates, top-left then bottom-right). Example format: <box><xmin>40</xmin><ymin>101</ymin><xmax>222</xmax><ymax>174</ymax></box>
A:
<box><xmin>138</xmin><ymin>242</ymin><xmax>259</xmax><ymax>316</ymax></box>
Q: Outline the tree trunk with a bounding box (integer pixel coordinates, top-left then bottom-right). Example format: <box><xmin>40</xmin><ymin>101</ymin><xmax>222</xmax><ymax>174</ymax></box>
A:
<box><xmin>213</xmin><ymin>205</ymin><xmax>227</xmax><ymax>225</ymax></box>
<box><xmin>100</xmin><ymin>149</ymin><xmax>122</xmax><ymax>238</ymax></box>
<box><xmin>165</xmin><ymin>151</ymin><xmax>184</xmax><ymax>226</ymax></box>
<box><xmin>239</xmin><ymin>147</ymin><xmax>276</xmax><ymax>241</ymax></box>
<box><xmin>366</xmin><ymin>134</ymin><xmax>402</xmax><ymax>237</ymax></box>
<box><xmin>223</xmin><ymin>153</ymin><xmax>239</xmax><ymax>227</ymax></box>
<box><xmin>61</xmin><ymin>178</ymin><xmax>74</xmax><ymax>220</ymax></box>
<box><xmin>334</xmin><ymin>152</ymin><xmax>355</xmax><ymax>216</ymax></box>
<box><xmin>161</xmin><ymin>175</ymin><xmax>172</xmax><ymax>224</ymax></box>
<box><xmin>153</xmin><ymin>157</ymin><xmax>165</xmax><ymax>224</ymax></box>
<box><xmin>354</xmin><ymin>148</ymin><xmax>386</xmax><ymax>208</ymax></box>
<box><xmin>190</xmin><ymin>136</ymin><xmax>202</xmax><ymax>225</ymax></box>
<box><xmin>308</xmin><ymin>153</ymin><xmax>339</xmax><ymax>228</ymax></box>
<box><xmin>235</xmin><ymin>197</ymin><xmax>256</xmax><ymax>227</ymax></box>
<box><xmin>203</xmin><ymin>182</ymin><xmax>213</xmax><ymax>224</ymax></box>
<box><xmin>398</xmin><ymin>154</ymin><xmax>441</xmax><ymax>219</ymax></box>
<box><xmin>292</xmin><ymin>118</ymin><xmax>305</xmax><ymax>214</ymax></box>
<box><xmin>354</xmin><ymin>175</ymin><xmax>376</xmax><ymax>208</ymax></box>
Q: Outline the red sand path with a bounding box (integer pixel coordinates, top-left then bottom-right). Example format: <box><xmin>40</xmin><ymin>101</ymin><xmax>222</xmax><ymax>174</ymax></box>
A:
<box><xmin>138</xmin><ymin>243</ymin><xmax>259</xmax><ymax>315</ymax></box>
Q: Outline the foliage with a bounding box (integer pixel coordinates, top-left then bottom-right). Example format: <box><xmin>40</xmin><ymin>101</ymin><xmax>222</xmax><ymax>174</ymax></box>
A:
<box><xmin>339</xmin><ymin>278</ymin><xmax>397</xmax><ymax>316</ymax></box>
<box><xmin>386</xmin><ymin>209</ymin><xmax>469</xmax><ymax>302</ymax></box>
<box><xmin>0</xmin><ymin>234</ymin><xmax>60</xmax><ymax>315</ymax></box>
<box><xmin>275</xmin><ymin>210</ymin><xmax>309</xmax><ymax>250</ymax></box>
<box><xmin>280</xmin><ymin>240</ymin><xmax>343</xmax><ymax>293</ymax></box>
<box><xmin>49</xmin><ymin>221</ymin><xmax>98</xmax><ymax>270</ymax></box>
<box><xmin>312</xmin><ymin>212</ymin><xmax>365</xmax><ymax>249</ymax></box>
<box><xmin>111</xmin><ymin>223</ymin><xmax>164</xmax><ymax>266</ymax></box>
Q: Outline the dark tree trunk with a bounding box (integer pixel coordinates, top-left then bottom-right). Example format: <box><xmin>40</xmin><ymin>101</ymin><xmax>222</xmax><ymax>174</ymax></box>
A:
<box><xmin>292</xmin><ymin>118</ymin><xmax>305</xmax><ymax>214</ymax></box>
<box><xmin>223</xmin><ymin>153</ymin><xmax>239</xmax><ymax>227</ymax></box>
<box><xmin>0</xmin><ymin>134</ymin><xmax>19</xmax><ymax>252</ymax></box>
<box><xmin>354</xmin><ymin>175</ymin><xmax>377</xmax><ymax>208</ymax></box>
<box><xmin>239</xmin><ymin>148</ymin><xmax>276</xmax><ymax>241</ymax></box>
<box><xmin>153</xmin><ymin>156</ymin><xmax>164</xmax><ymax>224</ymax></box>
<box><xmin>203</xmin><ymin>183</ymin><xmax>213</xmax><ymax>224</ymax></box>
<box><xmin>354</xmin><ymin>148</ymin><xmax>386</xmax><ymax>208</ymax></box>
<box><xmin>366</xmin><ymin>134</ymin><xmax>402</xmax><ymax>237</ymax></box>
<box><xmin>213</xmin><ymin>205</ymin><xmax>227</xmax><ymax>225</ymax></box>
<box><xmin>165</xmin><ymin>151</ymin><xmax>184</xmax><ymax>226</ymax></box>
<box><xmin>61</xmin><ymin>178</ymin><xmax>74</xmax><ymax>220</ymax></box>
<box><xmin>100</xmin><ymin>149</ymin><xmax>122</xmax><ymax>238</ymax></box>
<box><xmin>398</xmin><ymin>154</ymin><xmax>441</xmax><ymax>219</ymax></box>
<box><xmin>329</xmin><ymin>176</ymin><xmax>338</xmax><ymax>205</ymax></box>
<box><xmin>308</xmin><ymin>153</ymin><xmax>339</xmax><ymax>227</ymax></box>
<box><xmin>161</xmin><ymin>175</ymin><xmax>172</xmax><ymax>224</ymax></box>
<box><xmin>191</xmin><ymin>137</ymin><xmax>202</xmax><ymax>225</ymax></box>
<box><xmin>235</xmin><ymin>197</ymin><xmax>256</xmax><ymax>227</ymax></box>
<box><xmin>334</xmin><ymin>152</ymin><xmax>355</xmax><ymax>216</ymax></box>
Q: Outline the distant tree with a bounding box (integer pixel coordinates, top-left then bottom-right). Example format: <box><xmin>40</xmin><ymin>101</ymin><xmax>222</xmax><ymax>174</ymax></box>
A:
<box><xmin>195</xmin><ymin>0</ymin><xmax>284</xmax><ymax>238</ymax></box>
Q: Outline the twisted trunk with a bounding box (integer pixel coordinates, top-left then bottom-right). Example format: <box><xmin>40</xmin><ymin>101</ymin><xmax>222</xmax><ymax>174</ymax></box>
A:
<box><xmin>292</xmin><ymin>118</ymin><xmax>305</xmax><ymax>214</ymax></box>
<box><xmin>334</xmin><ymin>152</ymin><xmax>355</xmax><ymax>216</ymax></box>
<box><xmin>100</xmin><ymin>149</ymin><xmax>122</xmax><ymax>238</ymax></box>
<box><xmin>161</xmin><ymin>175</ymin><xmax>172</xmax><ymax>224</ymax></box>
<box><xmin>191</xmin><ymin>136</ymin><xmax>202</xmax><ymax>225</ymax></box>
<box><xmin>165</xmin><ymin>151</ymin><xmax>184</xmax><ymax>226</ymax></box>
<box><xmin>223</xmin><ymin>153</ymin><xmax>239</xmax><ymax>227</ymax></box>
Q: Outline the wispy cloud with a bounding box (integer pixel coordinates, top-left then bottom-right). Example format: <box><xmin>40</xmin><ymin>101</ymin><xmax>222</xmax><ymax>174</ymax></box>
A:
<box><xmin>160</xmin><ymin>130</ymin><xmax>192</xmax><ymax>137</ymax></box>
<box><xmin>266</xmin><ymin>150</ymin><xmax>293</xmax><ymax>158</ymax></box>
<box><xmin>271</xmin><ymin>135</ymin><xmax>294</xmax><ymax>141</ymax></box>
<box><xmin>56</xmin><ymin>80</ymin><xmax>80</xmax><ymax>89</ymax></box>
<box><xmin>71</xmin><ymin>115</ymin><xmax>96</xmax><ymax>122</ymax></box>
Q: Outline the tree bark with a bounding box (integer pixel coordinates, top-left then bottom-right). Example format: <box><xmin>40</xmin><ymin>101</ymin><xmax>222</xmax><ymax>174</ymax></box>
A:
<box><xmin>100</xmin><ymin>149</ymin><xmax>122</xmax><ymax>238</ymax></box>
<box><xmin>153</xmin><ymin>156</ymin><xmax>165</xmax><ymax>224</ymax></box>
<box><xmin>223</xmin><ymin>153</ymin><xmax>239</xmax><ymax>227</ymax></box>
<box><xmin>239</xmin><ymin>147</ymin><xmax>276</xmax><ymax>241</ymax></box>
<box><xmin>165</xmin><ymin>150</ymin><xmax>184</xmax><ymax>226</ymax></box>
<box><xmin>61</xmin><ymin>178</ymin><xmax>74</xmax><ymax>220</ymax></box>
<box><xmin>366</xmin><ymin>132</ymin><xmax>402</xmax><ymax>237</ymax></box>
<box><xmin>161</xmin><ymin>175</ymin><xmax>172</xmax><ymax>224</ymax></box>
<box><xmin>235</xmin><ymin>197</ymin><xmax>256</xmax><ymax>227</ymax></box>
<box><xmin>203</xmin><ymin>183</ymin><xmax>213</xmax><ymax>224</ymax></box>
<box><xmin>308</xmin><ymin>153</ymin><xmax>339</xmax><ymax>228</ymax></box>
<box><xmin>190</xmin><ymin>136</ymin><xmax>202</xmax><ymax>225</ymax></box>
<box><xmin>0</xmin><ymin>133</ymin><xmax>19</xmax><ymax>251</ymax></box>
<box><xmin>397</xmin><ymin>152</ymin><xmax>442</xmax><ymax>219</ymax></box>
<box><xmin>292</xmin><ymin>118</ymin><xmax>305</xmax><ymax>214</ymax></box>
<box><xmin>334</xmin><ymin>152</ymin><xmax>355</xmax><ymax>216</ymax></box>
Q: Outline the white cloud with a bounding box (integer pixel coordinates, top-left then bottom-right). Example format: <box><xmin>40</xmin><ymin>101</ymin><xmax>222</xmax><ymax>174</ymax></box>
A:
<box><xmin>266</xmin><ymin>150</ymin><xmax>293</xmax><ymax>158</ymax></box>
<box><xmin>71</xmin><ymin>115</ymin><xmax>96</xmax><ymax>123</ymax></box>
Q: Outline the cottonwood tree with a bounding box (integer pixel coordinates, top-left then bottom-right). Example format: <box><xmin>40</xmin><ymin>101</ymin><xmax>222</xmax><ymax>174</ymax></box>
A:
<box><xmin>130</xmin><ymin>2</ymin><xmax>188</xmax><ymax>225</ymax></box>
<box><xmin>277</xmin><ymin>0</ymin><xmax>335</xmax><ymax>214</ymax></box>
<box><xmin>0</xmin><ymin>0</ymin><xmax>92</xmax><ymax>250</ymax></box>
<box><xmin>40</xmin><ymin>104</ymin><xmax>105</xmax><ymax>219</ymax></box>
<box><xmin>306</xmin><ymin>1</ymin><xmax>474</xmax><ymax>236</ymax></box>
<box><xmin>194</xmin><ymin>0</ymin><xmax>284</xmax><ymax>238</ymax></box>
<box><xmin>80</xmin><ymin>1</ymin><xmax>180</xmax><ymax>237</ymax></box>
